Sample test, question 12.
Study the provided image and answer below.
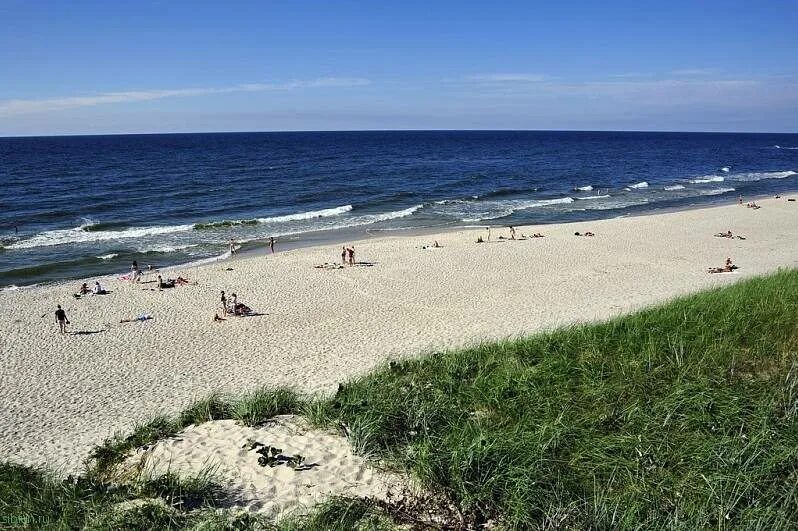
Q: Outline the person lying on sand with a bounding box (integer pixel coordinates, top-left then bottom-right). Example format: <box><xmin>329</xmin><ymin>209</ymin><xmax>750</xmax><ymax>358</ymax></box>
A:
<box><xmin>714</xmin><ymin>230</ymin><xmax>734</xmax><ymax>238</ymax></box>
<box><xmin>574</xmin><ymin>231</ymin><xmax>595</xmax><ymax>237</ymax></box>
<box><xmin>120</xmin><ymin>314</ymin><xmax>152</xmax><ymax>323</ymax></box>
<box><xmin>314</xmin><ymin>262</ymin><xmax>344</xmax><ymax>269</ymax></box>
<box><xmin>421</xmin><ymin>241</ymin><xmax>443</xmax><ymax>249</ymax></box>
<box><xmin>173</xmin><ymin>276</ymin><xmax>191</xmax><ymax>286</ymax></box>
<box><xmin>532</xmin><ymin>232</ymin><xmax>544</xmax><ymax>238</ymax></box>
<box><xmin>156</xmin><ymin>275</ymin><xmax>174</xmax><ymax>289</ymax></box>
<box><xmin>708</xmin><ymin>257</ymin><xmax>738</xmax><ymax>274</ymax></box>
<box><xmin>746</xmin><ymin>202</ymin><xmax>761</xmax><ymax>209</ymax></box>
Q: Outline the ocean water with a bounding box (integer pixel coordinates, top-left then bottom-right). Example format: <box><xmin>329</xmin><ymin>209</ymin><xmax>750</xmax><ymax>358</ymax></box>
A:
<box><xmin>1</xmin><ymin>131</ymin><xmax>797</xmax><ymax>288</ymax></box>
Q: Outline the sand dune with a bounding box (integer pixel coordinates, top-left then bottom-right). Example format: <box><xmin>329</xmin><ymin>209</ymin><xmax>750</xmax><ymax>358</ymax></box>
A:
<box><xmin>1</xmin><ymin>197</ymin><xmax>797</xmax><ymax>475</ymax></box>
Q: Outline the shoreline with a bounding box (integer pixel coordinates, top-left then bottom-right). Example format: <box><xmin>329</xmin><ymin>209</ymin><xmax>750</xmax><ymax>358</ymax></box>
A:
<box><xmin>4</xmin><ymin>188</ymin><xmax>794</xmax><ymax>293</ymax></box>
<box><xmin>1</xmin><ymin>196</ymin><xmax>797</xmax><ymax>474</ymax></box>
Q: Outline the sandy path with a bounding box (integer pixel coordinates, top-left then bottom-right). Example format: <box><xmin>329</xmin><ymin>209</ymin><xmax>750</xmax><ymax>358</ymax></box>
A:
<box><xmin>1</xmin><ymin>197</ymin><xmax>796</xmax><ymax>474</ymax></box>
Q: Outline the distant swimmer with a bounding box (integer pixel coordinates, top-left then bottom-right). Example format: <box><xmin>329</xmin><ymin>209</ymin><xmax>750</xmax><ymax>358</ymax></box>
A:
<box><xmin>55</xmin><ymin>305</ymin><xmax>69</xmax><ymax>334</ymax></box>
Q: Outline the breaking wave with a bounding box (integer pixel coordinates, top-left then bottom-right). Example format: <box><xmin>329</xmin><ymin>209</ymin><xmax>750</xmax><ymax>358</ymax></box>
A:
<box><xmin>7</xmin><ymin>221</ymin><xmax>194</xmax><ymax>250</ymax></box>
<box><xmin>627</xmin><ymin>181</ymin><xmax>649</xmax><ymax>189</ymax></box>
<box><xmin>664</xmin><ymin>185</ymin><xmax>686</xmax><ymax>191</ymax></box>
<box><xmin>701</xmin><ymin>187</ymin><xmax>736</xmax><ymax>196</ymax></box>
<box><xmin>574</xmin><ymin>185</ymin><xmax>593</xmax><ymax>191</ymax></box>
<box><xmin>194</xmin><ymin>204</ymin><xmax>353</xmax><ymax>229</ymax></box>
<box><xmin>690</xmin><ymin>176</ymin><xmax>725</xmax><ymax>183</ymax></box>
<box><xmin>729</xmin><ymin>170</ymin><xmax>796</xmax><ymax>182</ymax></box>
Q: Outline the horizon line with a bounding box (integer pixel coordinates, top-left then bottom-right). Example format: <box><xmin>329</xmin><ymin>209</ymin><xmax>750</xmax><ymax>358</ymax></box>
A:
<box><xmin>2</xmin><ymin>127</ymin><xmax>798</xmax><ymax>139</ymax></box>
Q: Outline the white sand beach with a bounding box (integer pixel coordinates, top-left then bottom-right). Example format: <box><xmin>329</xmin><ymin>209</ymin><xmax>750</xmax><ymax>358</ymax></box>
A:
<box><xmin>118</xmin><ymin>416</ymin><xmax>407</xmax><ymax>517</ymax></box>
<box><xmin>1</xmin><ymin>196</ymin><xmax>797</xmax><ymax>482</ymax></box>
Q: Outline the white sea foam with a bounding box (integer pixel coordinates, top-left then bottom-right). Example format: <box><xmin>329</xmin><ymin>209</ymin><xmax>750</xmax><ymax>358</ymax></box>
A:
<box><xmin>96</xmin><ymin>253</ymin><xmax>118</xmax><ymax>260</ymax></box>
<box><xmin>434</xmin><ymin>199</ymin><xmax>469</xmax><ymax>205</ymax></box>
<box><xmin>256</xmin><ymin>204</ymin><xmax>353</xmax><ymax>223</ymax></box>
<box><xmin>729</xmin><ymin>170</ymin><xmax>796</xmax><ymax>182</ymax></box>
<box><xmin>366</xmin><ymin>204</ymin><xmax>424</xmax><ymax>222</ymax></box>
<box><xmin>701</xmin><ymin>187</ymin><xmax>736</xmax><ymax>196</ymax></box>
<box><xmin>575</xmin><ymin>185</ymin><xmax>593</xmax><ymax>191</ymax></box>
<box><xmin>690</xmin><ymin>176</ymin><xmax>725</xmax><ymax>184</ymax></box>
<box><xmin>577</xmin><ymin>194</ymin><xmax>611</xmax><ymax>200</ymax></box>
<box><xmin>460</xmin><ymin>197</ymin><xmax>574</xmax><ymax>222</ymax></box>
<box><xmin>628</xmin><ymin>181</ymin><xmax>649</xmax><ymax>189</ymax></box>
<box><xmin>720</xmin><ymin>166</ymin><xmax>730</xmax><ymax>173</ymax></box>
<box><xmin>0</xmin><ymin>283</ymin><xmax>38</xmax><ymax>292</ymax></box>
<box><xmin>664</xmin><ymin>185</ymin><xmax>686</xmax><ymax>191</ymax></box>
<box><xmin>7</xmin><ymin>222</ymin><xmax>194</xmax><ymax>250</ymax></box>
<box><xmin>139</xmin><ymin>244</ymin><xmax>199</xmax><ymax>254</ymax></box>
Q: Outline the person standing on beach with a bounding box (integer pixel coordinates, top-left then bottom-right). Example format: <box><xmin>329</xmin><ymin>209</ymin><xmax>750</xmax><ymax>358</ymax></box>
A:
<box><xmin>229</xmin><ymin>238</ymin><xmax>237</xmax><ymax>256</ymax></box>
<box><xmin>341</xmin><ymin>246</ymin><xmax>347</xmax><ymax>265</ymax></box>
<box><xmin>55</xmin><ymin>305</ymin><xmax>69</xmax><ymax>334</ymax></box>
<box><xmin>220</xmin><ymin>290</ymin><xmax>227</xmax><ymax>316</ymax></box>
<box><xmin>269</xmin><ymin>237</ymin><xmax>275</xmax><ymax>254</ymax></box>
<box><xmin>131</xmin><ymin>261</ymin><xmax>141</xmax><ymax>283</ymax></box>
<box><xmin>486</xmin><ymin>227</ymin><xmax>491</xmax><ymax>241</ymax></box>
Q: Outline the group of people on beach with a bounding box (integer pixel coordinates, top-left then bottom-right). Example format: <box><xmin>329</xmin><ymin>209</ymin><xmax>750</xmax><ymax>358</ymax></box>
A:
<box><xmin>74</xmin><ymin>281</ymin><xmax>106</xmax><ymax>298</ymax></box>
<box><xmin>341</xmin><ymin>246</ymin><xmax>356</xmax><ymax>266</ymax></box>
<box><xmin>708</xmin><ymin>257</ymin><xmax>738</xmax><ymax>274</ymax></box>
<box><xmin>477</xmin><ymin>226</ymin><xmax>545</xmax><ymax>243</ymax></box>
<box><xmin>216</xmin><ymin>290</ymin><xmax>254</xmax><ymax>320</ymax></box>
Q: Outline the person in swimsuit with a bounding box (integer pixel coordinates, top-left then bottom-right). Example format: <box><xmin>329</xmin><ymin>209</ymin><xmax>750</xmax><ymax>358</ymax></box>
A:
<box><xmin>269</xmin><ymin>237</ymin><xmax>275</xmax><ymax>254</ymax></box>
<box><xmin>341</xmin><ymin>246</ymin><xmax>347</xmax><ymax>265</ymax></box>
<box><xmin>77</xmin><ymin>283</ymin><xmax>90</xmax><ymax>295</ymax></box>
<box><xmin>220</xmin><ymin>291</ymin><xmax>227</xmax><ymax>316</ymax></box>
<box><xmin>55</xmin><ymin>305</ymin><xmax>69</xmax><ymax>333</ymax></box>
<box><xmin>131</xmin><ymin>261</ymin><xmax>141</xmax><ymax>283</ymax></box>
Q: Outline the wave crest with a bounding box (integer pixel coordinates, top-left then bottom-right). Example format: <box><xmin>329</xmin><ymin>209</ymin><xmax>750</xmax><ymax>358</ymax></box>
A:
<box><xmin>7</xmin><ymin>222</ymin><xmax>194</xmax><ymax>250</ymax></box>
<box><xmin>690</xmin><ymin>176</ymin><xmax>725</xmax><ymax>184</ymax></box>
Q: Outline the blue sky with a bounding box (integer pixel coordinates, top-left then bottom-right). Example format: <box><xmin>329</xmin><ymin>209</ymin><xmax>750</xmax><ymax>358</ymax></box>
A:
<box><xmin>1</xmin><ymin>0</ymin><xmax>796</xmax><ymax>135</ymax></box>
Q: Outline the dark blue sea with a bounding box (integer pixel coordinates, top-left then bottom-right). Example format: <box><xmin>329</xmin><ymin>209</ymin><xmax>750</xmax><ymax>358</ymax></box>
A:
<box><xmin>1</xmin><ymin>131</ymin><xmax>797</xmax><ymax>288</ymax></box>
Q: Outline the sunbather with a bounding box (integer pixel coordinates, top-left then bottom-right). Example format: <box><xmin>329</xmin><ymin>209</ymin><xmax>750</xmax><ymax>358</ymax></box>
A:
<box><xmin>120</xmin><ymin>314</ymin><xmax>152</xmax><ymax>323</ymax></box>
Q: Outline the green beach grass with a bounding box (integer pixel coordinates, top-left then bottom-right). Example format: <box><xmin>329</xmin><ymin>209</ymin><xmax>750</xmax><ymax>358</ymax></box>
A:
<box><xmin>2</xmin><ymin>269</ymin><xmax>797</xmax><ymax>529</ymax></box>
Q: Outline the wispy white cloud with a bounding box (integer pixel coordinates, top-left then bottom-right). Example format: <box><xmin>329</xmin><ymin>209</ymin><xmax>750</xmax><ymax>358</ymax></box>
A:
<box><xmin>0</xmin><ymin>77</ymin><xmax>371</xmax><ymax>115</ymax></box>
<box><xmin>670</xmin><ymin>68</ymin><xmax>716</xmax><ymax>76</ymax></box>
<box><xmin>467</xmin><ymin>73</ymin><xmax>555</xmax><ymax>83</ymax></box>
